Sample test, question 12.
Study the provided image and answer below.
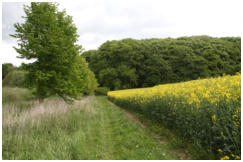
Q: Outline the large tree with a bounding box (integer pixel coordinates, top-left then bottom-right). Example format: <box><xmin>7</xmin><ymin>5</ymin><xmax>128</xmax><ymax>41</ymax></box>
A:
<box><xmin>11</xmin><ymin>2</ymin><xmax>88</xmax><ymax>103</ymax></box>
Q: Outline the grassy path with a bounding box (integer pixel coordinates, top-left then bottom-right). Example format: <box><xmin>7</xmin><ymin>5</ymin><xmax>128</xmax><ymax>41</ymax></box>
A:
<box><xmin>3</xmin><ymin>96</ymin><xmax>181</xmax><ymax>160</ymax></box>
<box><xmin>108</xmin><ymin>100</ymin><xmax>189</xmax><ymax>159</ymax></box>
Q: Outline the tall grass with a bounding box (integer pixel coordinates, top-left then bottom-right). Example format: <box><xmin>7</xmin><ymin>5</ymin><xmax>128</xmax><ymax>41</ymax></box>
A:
<box><xmin>2</xmin><ymin>87</ymin><xmax>36</xmax><ymax>110</ymax></box>
<box><xmin>2</xmin><ymin>96</ymin><xmax>90</xmax><ymax>159</ymax></box>
<box><xmin>2</xmin><ymin>87</ymin><xmax>179</xmax><ymax>159</ymax></box>
<box><xmin>108</xmin><ymin>74</ymin><xmax>241</xmax><ymax>160</ymax></box>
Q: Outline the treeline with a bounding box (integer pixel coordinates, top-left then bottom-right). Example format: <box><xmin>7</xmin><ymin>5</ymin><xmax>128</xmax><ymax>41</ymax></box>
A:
<box><xmin>82</xmin><ymin>36</ymin><xmax>241</xmax><ymax>90</ymax></box>
<box><xmin>2</xmin><ymin>63</ymin><xmax>25</xmax><ymax>87</ymax></box>
<box><xmin>2</xmin><ymin>60</ymin><xmax>98</xmax><ymax>96</ymax></box>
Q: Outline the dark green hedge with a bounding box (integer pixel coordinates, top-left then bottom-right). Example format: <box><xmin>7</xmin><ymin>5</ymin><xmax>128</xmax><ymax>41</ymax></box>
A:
<box><xmin>94</xmin><ymin>87</ymin><xmax>110</xmax><ymax>96</ymax></box>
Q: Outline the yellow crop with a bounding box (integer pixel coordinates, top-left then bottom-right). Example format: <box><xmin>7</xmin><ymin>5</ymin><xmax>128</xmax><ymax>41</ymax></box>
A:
<box><xmin>108</xmin><ymin>73</ymin><xmax>240</xmax><ymax>106</ymax></box>
<box><xmin>108</xmin><ymin>73</ymin><xmax>241</xmax><ymax>160</ymax></box>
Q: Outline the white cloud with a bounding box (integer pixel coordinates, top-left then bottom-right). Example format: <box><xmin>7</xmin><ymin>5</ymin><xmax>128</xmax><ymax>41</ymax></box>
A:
<box><xmin>2</xmin><ymin>2</ymin><xmax>28</xmax><ymax>43</ymax></box>
<box><xmin>1</xmin><ymin>41</ymin><xmax>33</xmax><ymax>66</ymax></box>
<box><xmin>58</xmin><ymin>0</ymin><xmax>242</xmax><ymax>47</ymax></box>
<box><xmin>2</xmin><ymin>0</ymin><xmax>242</xmax><ymax>66</ymax></box>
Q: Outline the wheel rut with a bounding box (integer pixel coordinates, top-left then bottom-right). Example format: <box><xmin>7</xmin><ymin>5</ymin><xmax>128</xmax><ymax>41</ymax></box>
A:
<box><xmin>107</xmin><ymin>100</ymin><xmax>189</xmax><ymax>160</ymax></box>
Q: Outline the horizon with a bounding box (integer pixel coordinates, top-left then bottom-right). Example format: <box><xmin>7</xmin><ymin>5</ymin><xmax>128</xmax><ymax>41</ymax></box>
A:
<box><xmin>2</xmin><ymin>0</ymin><xmax>242</xmax><ymax>66</ymax></box>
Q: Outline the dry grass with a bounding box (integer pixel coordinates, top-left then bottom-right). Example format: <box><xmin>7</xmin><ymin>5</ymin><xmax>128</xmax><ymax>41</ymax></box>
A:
<box><xmin>3</xmin><ymin>96</ymin><xmax>180</xmax><ymax>160</ymax></box>
<box><xmin>2</xmin><ymin>96</ymin><xmax>92</xmax><ymax>129</ymax></box>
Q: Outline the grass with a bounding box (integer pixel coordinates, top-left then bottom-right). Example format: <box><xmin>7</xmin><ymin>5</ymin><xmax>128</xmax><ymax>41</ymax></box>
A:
<box><xmin>3</xmin><ymin>87</ymin><xmax>181</xmax><ymax>160</ymax></box>
<box><xmin>123</xmin><ymin>108</ymin><xmax>217</xmax><ymax>159</ymax></box>
<box><xmin>2</xmin><ymin>87</ymin><xmax>36</xmax><ymax>110</ymax></box>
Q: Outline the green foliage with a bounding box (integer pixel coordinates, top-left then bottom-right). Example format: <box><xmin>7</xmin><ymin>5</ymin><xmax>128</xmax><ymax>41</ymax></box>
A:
<box><xmin>2</xmin><ymin>63</ymin><xmax>15</xmax><ymax>79</ymax></box>
<box><xmin>3</xmin><ymin>70</ymin><xmax>27</xmax><ymax>87</ymax></box>
<box><xmin>95</xmin><ymin>87</ymin><xmax>110</xmax><ymax>96</ymax></box>
<box><xmin>83</xmin><ymin>36</ymin><xmax>241</xmax><ymax>90</ymax></box>
<box><xmin>84</xmin><ymin>69</ymin><xmax>98</xmax><ymax>95</ymax></box>
<box><xmin>125</xmin><ymin>109</ymin><xmax>215</xmax><ymax>159</ymax></box>
<box><xmin>11</xmin><ymin>2</ymin><xmax>94</xmax><ymax>102</ymax></box>
<box><xmin>3</xmin><ymin>96</ymin><xmax>178</xmax><ymax>160</ymax></box>
<box><xmin>72</xmin><ymin>55</ymin><xmax>98</xmax><ymax>95</ymax></box>
<box><xmin>2</xmin><ymin>87</ymin><xmax>35</xmax><ymax>110</ymax></box>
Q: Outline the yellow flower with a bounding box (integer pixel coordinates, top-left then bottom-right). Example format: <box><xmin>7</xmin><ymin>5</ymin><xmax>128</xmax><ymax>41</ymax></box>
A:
<box><xmin>220</xmin><ymin>155</ymin><xmax>230</xmax><ymax>160</ymax></box>
<box><xmin>236</xmin><ymin>108</ymin><xmax>241</xmax><ymax>113</ymax></box>
<box><xmin>234</xmin><ymin>122</ymin><xmax>239</xmax><ymax>127</ymax></box>
<box><xmin>217</xmin><ymin>149</ymin><xmax>223</xmax><ymax>152</ymax></box>
<box><xmin>108</xmin><ymin>74</ymin><xmax>241</xmax><ymax>159</ymax></box>
<box><xmin>233</xmin><ymin>115</ymin><xmax>238</xmax><ymax>119</ymax></box>
<box><xmin>212</xmin><ymin>115</ymin><xmax>216</xmax><ymax>122</ymax></box>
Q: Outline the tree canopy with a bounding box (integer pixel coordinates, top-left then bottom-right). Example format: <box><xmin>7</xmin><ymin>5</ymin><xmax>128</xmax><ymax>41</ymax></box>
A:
<box><xmin>2</xmin><ymin>63</ymin><xmax>15</xmax><ymax>80</ymax></box>
<box><xmin>82</xmin><ymin>36</ymin><xmax>241</xmax><ymax>90</ymax></box>
<box><xmin>11</xmin><ymin>2</ymin><xmax>97</xmax><ymax>103</ymax></box>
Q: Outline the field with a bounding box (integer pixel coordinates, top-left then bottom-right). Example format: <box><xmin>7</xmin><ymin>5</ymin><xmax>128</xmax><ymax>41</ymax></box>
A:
<box><xmin>108</xmin><ymin>74</ymin><xmax>241</xmax><ymax>160</ymax></box>
<box><xmin>3</xmin><ymin>1</ymin><xmax>241</xmax><ymax>160</ymax></box>
<box><xmin>3</xmin><ymin>87</ymin><xmax>185</xmax><ymax>160</ymax></box>
<box><xmin>2</xmin><ymin>74</ymin><xmax>241</xmax><ymax>160</ymax></box>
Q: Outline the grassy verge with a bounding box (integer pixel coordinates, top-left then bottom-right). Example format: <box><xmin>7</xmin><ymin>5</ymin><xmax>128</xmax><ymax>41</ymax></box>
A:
<box><xmin>3</xmin><ymin>92</ymin><xmax>179</xmax><ymax>160</ymax></box>
<box><xmin>122</xmin><ymin>108</ymin><xmax>217</xmax><ymax>159</ymax></box>
<box><xmin>2</xmin><ymin>87</ymin><xmax>36</xmax><ymax>106</ymax></box>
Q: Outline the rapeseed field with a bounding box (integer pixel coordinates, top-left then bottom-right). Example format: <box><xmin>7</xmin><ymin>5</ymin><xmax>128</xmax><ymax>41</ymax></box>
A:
<box><xmin>108</xmin><ymin>73</ymin><xmax>241</xmax><ymax>160</ymax></box>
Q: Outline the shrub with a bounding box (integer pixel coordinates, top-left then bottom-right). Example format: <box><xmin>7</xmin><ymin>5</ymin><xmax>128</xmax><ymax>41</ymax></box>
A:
<box><xmin>2</xmin><ymin>70</ymin><xmax>26</xmax><ymax>87</ymax></box>
<box><xmin>2</xmin><ymin>87</ymin><xmax>36</xmax><ymax>110</ymax></box>
<box><xmin>2</xmin><ymin>63</ymin><xmax>15</xmax><ymax>80</ymax></box>
<box><xmin>95</xmin><ymin>87</ymin><xmax>110</xmax><ymax>96</ymax></box>
<box><xmin>83</xmin><ymin>69</ymin><xmax>98</xmax><ymax>95</ymax></box>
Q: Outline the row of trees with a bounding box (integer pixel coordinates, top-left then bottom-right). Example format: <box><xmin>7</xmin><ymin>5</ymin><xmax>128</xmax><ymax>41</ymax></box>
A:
<box><xmin>2</xmin><ymin>63</ymin><xmax>26</xmax><ymax>87</ymax></box>
<box><xmin>2</xmin><ymin>63</ymin><xmax>16</xmax><ymax>80</ymax></box>
<box><xmin>82</xmin><ymin>36</ymin><xmax>241</xmax><ymax>90</ymax></box>
<box><xmin>2</xmin><ymin>61</ymin><xmax>98</xmax><ymax>96</ymax></box>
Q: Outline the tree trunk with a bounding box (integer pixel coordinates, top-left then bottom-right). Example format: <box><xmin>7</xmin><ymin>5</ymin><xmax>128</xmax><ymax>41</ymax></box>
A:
<box><xmin>37</xmin><ymin>86</ymin><xmax>44</xmax><ymax>110</ymax></box>
<box><xmin>39</xmin><ymin>96</ymin><xmax>44</xmax><ymax>104</ymax></box>
<box><xmin>38</xmin><ymin>96</ymin><xmax>44</xmax><ymax>111</ymax></box>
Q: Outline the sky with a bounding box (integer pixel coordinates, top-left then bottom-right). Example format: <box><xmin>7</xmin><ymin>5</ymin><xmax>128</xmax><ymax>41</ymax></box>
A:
<box><xmin>1</xmin><ymin>0</ymin><xmax>242</xmax><ymax>66</ymax></box>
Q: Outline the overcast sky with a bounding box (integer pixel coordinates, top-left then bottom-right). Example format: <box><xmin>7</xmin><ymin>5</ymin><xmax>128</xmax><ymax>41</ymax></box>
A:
<box><xmin>1</xmin><ymin>0</ymin><xmax>242</xmax><ymax>66</ymax></box>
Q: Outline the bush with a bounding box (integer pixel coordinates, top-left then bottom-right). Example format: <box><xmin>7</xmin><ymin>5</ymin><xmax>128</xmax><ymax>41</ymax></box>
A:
<box><xmin>83</xmin><ymin>69</ymin><xmax>98</xmax><ymax>95</ymax></box>
<box><xmin>2</xmin><ymin>87</ymin><xmax>36</xmax><ymax>110</ymax></box>
<box><xmin>2</xmin><ymin>63</ymin><xmax>15</xmax><ymax>80</ymax></box>
<box><xmin>95</xmin><ymin>87</ymin><xmax>110</xmax><ymax>96</ymax></box>
<box><xmin>2</xmin><ymin>70</ymin><xmax>27</xmax><ymax>87</ymax></box>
